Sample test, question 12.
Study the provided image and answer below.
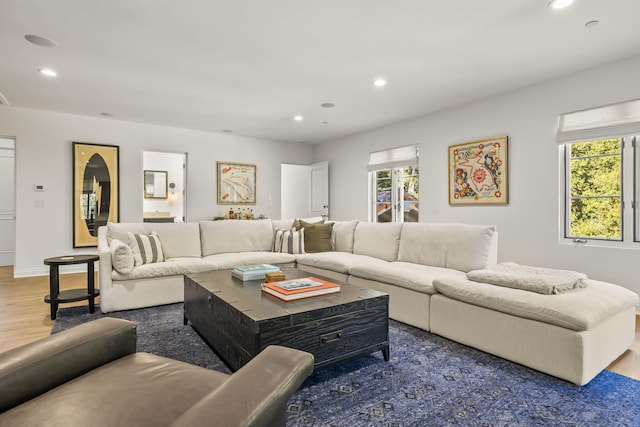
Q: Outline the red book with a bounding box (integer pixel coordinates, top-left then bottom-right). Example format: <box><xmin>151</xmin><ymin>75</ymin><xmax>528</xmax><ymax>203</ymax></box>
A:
<box><xmin>261</xmin><ymin>277</ymin><xmax>340</xmax><ymax>301</ymax></box>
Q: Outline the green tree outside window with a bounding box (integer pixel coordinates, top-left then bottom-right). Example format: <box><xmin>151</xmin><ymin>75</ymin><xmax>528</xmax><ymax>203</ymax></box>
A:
<box><xmin>567</xmin><ymin>138</ymin><xmax>622</xmax><ymax>239</ymax></box>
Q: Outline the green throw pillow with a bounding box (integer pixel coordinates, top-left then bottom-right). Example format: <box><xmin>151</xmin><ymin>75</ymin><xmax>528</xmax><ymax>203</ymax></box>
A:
<box><xmin>297</xmin><ymin>220</ymin><xmax>333</xmax><ymax>253</ymax></box>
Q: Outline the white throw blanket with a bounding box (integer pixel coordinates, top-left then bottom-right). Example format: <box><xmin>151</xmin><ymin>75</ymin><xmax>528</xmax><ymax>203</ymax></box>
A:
<box><xmin>466</xmin><ymin>262</ymin><xmax>587</xmax><ymax>295</ymax></box>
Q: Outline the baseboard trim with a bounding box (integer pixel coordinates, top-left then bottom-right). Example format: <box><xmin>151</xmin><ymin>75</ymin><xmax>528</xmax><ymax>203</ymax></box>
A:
<box><xmin>13</xmin><ymin>264</ymin><xmax>100</xmax><ymax>278</ymax></box>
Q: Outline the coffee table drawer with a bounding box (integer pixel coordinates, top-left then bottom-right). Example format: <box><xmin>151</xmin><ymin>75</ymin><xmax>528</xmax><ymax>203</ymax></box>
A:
<box><xmin>260</xmin><ymin>305</ymin><xmax>388</xmax><ymax>366</ymax></box>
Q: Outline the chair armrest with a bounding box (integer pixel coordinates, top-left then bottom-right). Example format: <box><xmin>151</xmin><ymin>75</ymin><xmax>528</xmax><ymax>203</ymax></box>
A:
<box><xmin>0</xmin><ymin>318</ymin><xmax>136</xmax><ymax>413</ymax></box>
<box><xmin>98</xmin><ymin>226</ymin><xmax>114</xmax><ymax>312</ymax></box>
<box><xmin>170</xmin><ymin>345</ymin><xmax>314</xmax><ymax>427</ymax></box>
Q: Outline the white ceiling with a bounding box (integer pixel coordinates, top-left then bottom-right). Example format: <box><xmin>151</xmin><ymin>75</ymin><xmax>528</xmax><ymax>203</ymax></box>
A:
<box><xmin>1</xmin><ymin>0</ymin><xmax>640</xmax><ymax>144</ymax></box>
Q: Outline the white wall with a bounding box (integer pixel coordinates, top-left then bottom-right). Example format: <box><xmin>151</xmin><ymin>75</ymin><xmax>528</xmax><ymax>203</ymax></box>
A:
<box><xmin>0</xmin><ymin>107</ymin><xmax>313</xmax><ymax>276</ymax></box>
<box><xmin>143</xmin><ymin>151</ymin><xmax>185</xmax><ymax>221</ymax></box>
<box><xmin>314</xmin><ymin>54</ymin><xmax>640</xmax><ymax>299</ymax></box>
<box><xmin>281</xmin><ymin>163</ymin><xmax>311</xmax><ymax>219</ymax></box>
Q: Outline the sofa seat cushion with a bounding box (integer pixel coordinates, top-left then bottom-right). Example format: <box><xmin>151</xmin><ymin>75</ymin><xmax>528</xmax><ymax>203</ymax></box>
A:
<box><xmin>349</xmin><ymin>262</ymin><xmax>466</xmax><ymax>295</ymax></box>
<box><xmin>112</xmin><ymin>258</ymin><xmax>215</xmax><ymax>281</ymax></box>
<box><xmin>433</xmin><ymin>277</ymin><xmax>640</xmax><ymax>331</ymax></box>
<box><xmin>203</xmin><ymin>252</ymin><xmax>296</xmax><ymax>270</ymax></box>
<box><xmin>295</xmin><ymin>252</ymin><xmax>385</xmax><ymax>274</ymax></box>
<box><xmin>0</xmin><ymin>352</ymin><xmax>228</xmax><ymax>427</ymax></box>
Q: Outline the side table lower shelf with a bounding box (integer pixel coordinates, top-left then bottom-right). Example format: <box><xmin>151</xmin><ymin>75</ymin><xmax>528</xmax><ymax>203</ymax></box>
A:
<box><xmin>45</xmin><ymin>289</ymin><xmax>100</xmax><ymax>304</ymax></box>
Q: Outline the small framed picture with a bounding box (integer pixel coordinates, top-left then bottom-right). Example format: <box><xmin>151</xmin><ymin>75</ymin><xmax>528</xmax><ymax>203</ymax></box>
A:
<box><xmin>448</xmin><ymin>136</ymin><xmax>508</xmax><ymax>205</ymax></box>
<box><xmin>217</xmin><ymin>161</ymin><xmax>257</xmax><ymax>204</ymax></box>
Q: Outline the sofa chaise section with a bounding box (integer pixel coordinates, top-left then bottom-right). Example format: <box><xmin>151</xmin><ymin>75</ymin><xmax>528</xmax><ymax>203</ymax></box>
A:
<box><xmin>430</xmin><ymin>276</ymin><xmax>639</xmax><ymax>385</ymax></box>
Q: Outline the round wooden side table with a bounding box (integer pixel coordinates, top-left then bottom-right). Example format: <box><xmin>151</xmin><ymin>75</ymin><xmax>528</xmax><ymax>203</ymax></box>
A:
<box><xmin>43</xmin><ymin>254</ymin><xmax>100</xmax><ymax>320</ymax></box>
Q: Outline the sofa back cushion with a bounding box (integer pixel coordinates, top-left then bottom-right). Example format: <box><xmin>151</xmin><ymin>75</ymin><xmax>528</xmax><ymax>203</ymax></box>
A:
<box><xmin>352</xmin><ymin>222</ymin><xmax>403</xmax><ymax>261</ymax></box>
<box><xmin>398</xmin><ymin>223</ymin><xmax>497</xmax><ymax>272</ymax></box>
<box><xmin>107</xmin><ymin>222</ymin><xmax>201</xmax><ymax>258</ymax></box>
<box><xmin>329</xmin><ymin>220</ymin><xmax>358</xmax><ymax>253</ymax></box>
<box><xmin>200</xmin><ymin>219</ymin><xmax>274</xmax><ymax>256</ymax></box>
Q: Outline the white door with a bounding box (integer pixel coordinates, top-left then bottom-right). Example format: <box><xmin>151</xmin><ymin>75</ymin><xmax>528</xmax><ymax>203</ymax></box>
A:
<box><xmin>309</xmin><ymin>161</ymin><xmax>329</xmax><ymax>220</ymax></box>
<box><xmin>0</xmin><ymin>137</ymin><xmax>15</xmax><ymax>266</ymax></box>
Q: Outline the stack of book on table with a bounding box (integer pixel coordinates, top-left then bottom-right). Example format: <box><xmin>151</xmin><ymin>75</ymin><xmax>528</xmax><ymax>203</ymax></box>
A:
<box><xmin>261</xmin><ymin>277</ymin><xmax>341</xmax><ymax>301</ymax></box>
<box><xmin>232</xmin><ymin>264</ymin><xmax>281</xmax><ymax>281</ymax></box>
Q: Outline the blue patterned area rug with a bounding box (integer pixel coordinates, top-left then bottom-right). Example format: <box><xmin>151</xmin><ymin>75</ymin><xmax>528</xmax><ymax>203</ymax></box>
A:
<box><xmin>52</xmin><ymin>303</ymin><xmax>640</xmax><ymax>427</ymax></box>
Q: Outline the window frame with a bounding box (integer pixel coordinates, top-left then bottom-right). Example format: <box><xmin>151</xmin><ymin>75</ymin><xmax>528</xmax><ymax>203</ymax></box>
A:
<box><xmin>563</xmin><ymin>138</ymin><xmax>624</xmax><ymax>242</ymax></box>
<box><xmin>561</xmin><ymin>135</ymin><xmax>639</xmax><ymax>248</ymax></box>
<box><xmin>370</xmin><ymin>166</ymin><xmax>419</xmax><ymax>223</ymax></box>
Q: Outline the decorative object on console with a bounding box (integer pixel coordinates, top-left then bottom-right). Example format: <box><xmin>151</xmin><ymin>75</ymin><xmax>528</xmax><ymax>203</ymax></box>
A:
<box><xmin>72</xmin><ymin>142</ymin><xmax>119</xmax><ymax>247</ymax></box>
<box><xmin>261</xmin><ymin>276</ymin><xmax>341</xmax><ymax>301</ymax></box>
<box><xmin>232</xmin><ymin>263</ymin><xmax>281</xmax><ymax>281</ymax></box>
<box><xmin>448</xmin><ymin>135</ymin><xmax>508</xmax><ymax>205</ymax></box>
<box><xmin>217</xmin><ymin>161</ymin><xmax>256</xmax><ymax>205</ymax></box>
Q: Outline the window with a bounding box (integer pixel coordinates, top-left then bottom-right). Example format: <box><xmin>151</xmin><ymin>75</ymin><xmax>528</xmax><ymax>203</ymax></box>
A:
<box><xmin>557</xmin><ymin>99</ymin><xmax>640</xmax><ymax>245</ymax></box>
<box><xmin>368</xmin><ymin>145</ymin><xmax>419</xmax><ymax>223</ymax></box>
<box><xmin>373</xmin><ymin>167</ymin><xmax>419</xmax><ymax>222</ymax></box>
<box><xmin>565</xmin><ymin>138</ymin><xmax>622</xmax><ymax>240</ymax></box>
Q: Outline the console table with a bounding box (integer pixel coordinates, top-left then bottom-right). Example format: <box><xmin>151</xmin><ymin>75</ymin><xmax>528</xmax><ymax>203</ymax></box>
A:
<box><xmin>43</xmin><ymin>255</ymin><xmax>100</xmax><ymax>320</ymax></box>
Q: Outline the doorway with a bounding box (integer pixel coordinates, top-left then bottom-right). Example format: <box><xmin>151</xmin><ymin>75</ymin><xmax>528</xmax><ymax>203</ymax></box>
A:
<box><xmin>0</xmin><ymin>137</ymin><xmax>15</xmax><ymax>266</ymax></box>
<box><xmin>281</xmin><ymin>161</ymin><xmax>329</xmax><ymax>220</ymax></box>
<box><xmin>142</xmin><ymin>151</ymin><xmax>187</xmax><ymax>222</ymax></box>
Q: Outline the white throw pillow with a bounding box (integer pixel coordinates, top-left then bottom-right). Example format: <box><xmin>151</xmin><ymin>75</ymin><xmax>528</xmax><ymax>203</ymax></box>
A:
<box><xmin>273</xmin><ymin>228</ymin><xmax>305</xmax><ymax>254</ymax></box>
<box><xmin>128</xmin><ymin>232</ymin><xmax>165</xmax><ymax>266</ymax></box>
<box><xmin>110</xmin><ymin>238</ymin><xmax>134</xmax><ymax>274</ymax></box>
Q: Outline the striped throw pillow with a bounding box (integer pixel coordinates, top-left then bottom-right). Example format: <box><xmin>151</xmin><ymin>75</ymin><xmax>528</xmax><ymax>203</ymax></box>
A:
<box><xmin>273</xmin><ymin>228</ymin><xmax>305</xmax><ymax>254</ymax></box>
<box><xmin>128</xmin><ymin>232</ymin><xmax>165</xmax><ymax>266</ymax></box>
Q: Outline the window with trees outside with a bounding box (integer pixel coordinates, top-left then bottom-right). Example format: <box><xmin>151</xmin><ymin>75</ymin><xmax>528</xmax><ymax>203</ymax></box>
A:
<box><xmin>558</xmin><ymin>98</ymin><xmax>640</xmax><ymax>245</ymax></box>
<box><xmin>368</xmin><ymin>145</ymin><xmax>419</xmax><ymax>223</ymax></box>
<box><xmin>565</xmin><ymin>138</ymin><xmax>623</xmax><ymax>240</ymax></box>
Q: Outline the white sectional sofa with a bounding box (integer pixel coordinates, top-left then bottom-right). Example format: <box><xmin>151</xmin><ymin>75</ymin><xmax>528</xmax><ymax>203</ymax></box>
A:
<box><xmin>97</xmin><ymin>218</ymin><xmax>639</xmax><ymax>385</ymax></box>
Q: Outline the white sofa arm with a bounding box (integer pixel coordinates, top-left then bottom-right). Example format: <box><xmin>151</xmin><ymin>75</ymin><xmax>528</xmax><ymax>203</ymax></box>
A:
<box><xmin>97</xmin><ymin>226</ymin><xmax>113</xmax><ymax>313</ymax></box>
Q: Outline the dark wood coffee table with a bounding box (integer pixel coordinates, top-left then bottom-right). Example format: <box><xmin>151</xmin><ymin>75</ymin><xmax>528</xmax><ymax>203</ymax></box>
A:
<box><xmin>184</xmin><ymin>266</ymin><xmax>389</xmax><ymax>371</ymax></box>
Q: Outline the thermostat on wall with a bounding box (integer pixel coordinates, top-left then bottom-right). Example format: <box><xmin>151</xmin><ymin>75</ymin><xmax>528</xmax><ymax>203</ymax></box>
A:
<box><xmin>34</xmin><ymin>184</ymin><xmax>45</xmax><ymax>192</ymax></box>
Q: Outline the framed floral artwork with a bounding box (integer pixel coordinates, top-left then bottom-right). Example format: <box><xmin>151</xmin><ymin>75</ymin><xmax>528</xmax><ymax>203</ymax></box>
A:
<box><xmin>73</xmin><ymin>142</ymin><xmax>120</xmax><ymax>247</ymax></box>
<box><xmin>448</xmin><ymin>136</ymin><xmax>508</xmax><ymax>205</ymax></box>
<box><xmin>217</xmin><ymin>161</ymin><xmax>257</xmax><ymax>204</ymax></box>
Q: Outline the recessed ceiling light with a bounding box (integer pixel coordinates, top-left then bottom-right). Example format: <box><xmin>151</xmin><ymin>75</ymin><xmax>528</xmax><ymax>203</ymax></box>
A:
<box><xmin>373</xmin><ymin>78</ymin><xmax>387</xmax><ymax>87</ymax></box>
<box><xmin>585</xmin><ymin>20</ymin><xmax>599</xmax><ymax>27</ymax></box>
<box><xmin>548</xmin><ymin>0</ymin><xmax>574</xmax><ymax>10</ymax></box>
<box><xmin>222</xmin><ymin>129</ymin><xmax>233</xmax><ymax>133</ymax></box>
<box><xmin>37</xmin><ymin>68</ymin><xmax>57</xmax><ymax>77</ymax></box>
<box><xmin>321</xmin><ymin>102</ymin><xmax>335</xmax><ymax>108</ymax></box>
<box><xmin>24</xmin><ymin>34</ymin><xmax>57</xmax><ymax>48</ymax></box>
<box><xmin>293</xmin><ymin>115</ymin><xmax>304</xmax><ymax>121</ymax></box>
